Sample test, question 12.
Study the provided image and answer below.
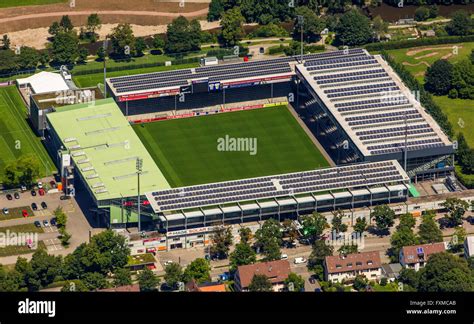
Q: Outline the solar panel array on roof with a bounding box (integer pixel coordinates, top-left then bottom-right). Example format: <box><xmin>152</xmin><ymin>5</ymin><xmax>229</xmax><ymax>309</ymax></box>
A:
<box><xmin>146</xmin><ymin>160</ymin><xmax>408</xmax><ymax>212</ymax></box>
<box><xmin>297</xmin><ymin>49</ymin><xmax>451</xmax><ymax>157</ymax></box>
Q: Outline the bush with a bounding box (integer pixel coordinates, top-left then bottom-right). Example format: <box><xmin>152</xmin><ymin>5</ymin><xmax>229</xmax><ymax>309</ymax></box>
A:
<box><xmin>448</xmin><ymin>88</ymin><xmax>458</xmax><ymax>99</ymax></box>
<box><xmin>249</xmin><ymin>23</ymin><xmax>288</xmax><ymax>38</ymax></box>
<box><xmin>364</xmin><ymin>35</ymin><xmax>474</xmax><ymax>52</ymax></box>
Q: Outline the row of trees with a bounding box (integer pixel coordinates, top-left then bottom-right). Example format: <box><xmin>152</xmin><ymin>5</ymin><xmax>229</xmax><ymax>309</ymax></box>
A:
<box><xmin>3</xmin><ymin>155</ymin><xmax>41</xmax><ymax>189</ymax></box>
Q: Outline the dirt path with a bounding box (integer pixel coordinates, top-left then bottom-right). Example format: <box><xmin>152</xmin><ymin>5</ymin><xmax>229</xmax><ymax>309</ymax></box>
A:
<box><xmin>406</xmin><ymin>45</ymin><xmax>463</xmax><ymax>57</ymax></box>
<box><xmin>402</xmin><ymin>61</ymin><xmax>431</xmax><ymax>67</ymax></box>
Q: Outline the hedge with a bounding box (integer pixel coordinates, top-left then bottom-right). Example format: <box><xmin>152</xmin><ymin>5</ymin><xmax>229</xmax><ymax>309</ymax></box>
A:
<box><xmin>456</xmin><ymin>166</ymin><xmax>474</xmax><ymax>189</ymax></box>
<box><xmin>365</xmin><ymin>35</ymin><xmax>474</xmax><ymax>52</ymax></box>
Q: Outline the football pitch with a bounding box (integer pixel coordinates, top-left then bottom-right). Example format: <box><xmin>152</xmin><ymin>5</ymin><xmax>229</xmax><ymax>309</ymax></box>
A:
<box><xmin>133</xmin><ymin>105</ymin><xmax>330</xmax><ymax>187</ymax></box>
<box><xmin>0</xmin><ymin>87</ymin><xmax>55</xmax><ymax>181</ymax></box>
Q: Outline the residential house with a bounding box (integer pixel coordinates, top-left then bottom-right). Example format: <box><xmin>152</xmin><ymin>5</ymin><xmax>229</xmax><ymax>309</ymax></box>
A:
<box><xmin>464</xmin><ymin>236</ymin><xmax>474</xmax><ymax>259</ymax></box>
<box><xmin>399</xmin><ymin>242</ymin><xmax>447</xmax><ymax>271</ymax></box>
<box><xmin>234</xmin><ymin>260</ymin><xmax>291</xmax><ymax>292</ymax></box>
<box><xmin>185</xmin><ymin>279</ymin><xmax>226</xmax><ymax>292</ymax></box>
<box><xmin>324</xmin><ymin>251</ymin><xmax>382</xmax><ymax>283</ymax></box>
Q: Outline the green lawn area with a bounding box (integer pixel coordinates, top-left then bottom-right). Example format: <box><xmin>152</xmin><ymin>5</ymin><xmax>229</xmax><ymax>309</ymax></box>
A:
<box><xmin>384</xmin><ymin>42</ymin><xmax>474</xmax><ymax>83</ymax></box>
<box><xmin>0</xmin><ymin>0</ymin><xmax>66</xmax><ymax>8</ymax></box>
<box><xmin>0</xmin><ymin>86</ymin><xmax>55</xmax><ymax>182</ymax></box>
<box><xmin>0</xmin><ymin>241</ymin><xmax>46</xmax><ymax>257</ymax></box>
<box><xmin>133</xmin><ymin>105</ymin><xmax>330</xmax><ymax>187</ymax></box>
<box><xmin>0</xmin><ymin>206</ymin><xmax>34</xmax><ymax>221</ymax></box>
<box><xmin>432</xmin><ymin>96</ymin><xmax>474</xmax><ymax>146</ymax></box>
<box><xmin>73</xmin><ymin>63</ymin><xmax>200</xmax><ymax>88</ymax></box>
<box><xmin>0</xmin><ymin>223</ymin><xmax>44</xmax><ymax>234</ymax></box>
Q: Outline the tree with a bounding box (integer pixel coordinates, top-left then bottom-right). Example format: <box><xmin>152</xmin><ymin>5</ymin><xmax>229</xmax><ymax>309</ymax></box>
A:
<box><xmin>284</xmin><ymin>272</ymin><xmax>305</xmax><ymax>292</ymax></box>
<box><xmin>165</xmin><ymin>16</ymin><xmax>201</xmax><ymax>54</ymax></box>
<box><xmin>307</xmin><ymin>239</ymin><xmax>333</xmax><ymax>280</ymax></box>
<box><xmin>418</xmin><ymin>252</ymin><xmax>473</xmax><ymax>292</ymax></box>
<box><xmin>353</xmin><ymin>275</ymin><xmax>368</xmax><ymax>291</ymax></box>
<box><xmin>425</xmin><ymin>59</ymin><xmax>454</xmax><ymax>95</ymax></box>
<box><xmin>110</xmin><ymin>23</ymin><xmax>135</xmax><ymax>57</ymax></box>
<box><xmin>60</xmin><ymin>280</ymin><xmax>88</xmax><ymax>292</ymax></box>
<box><xmin>24</xmin><ymin>249</ymin><xmax>62</xmax><ymax>291</ymax></box>
<box><xmin>96</xmin><ymin>46</ymin><xmax>106</xmax><ymax>61</ymax></box>
<box><xmin>164</xmin><ymin>263</ymin><xmax>183</xmax><ymax>289</ymax></box>
<box><xmin>282</xmin><ymin>219</ymin><xmax>299</xmax><ymax>244</ymax></box>
<box><xmin>238</xmin><ymin>227</ymin><xmax>252</xmax><ymax>244</ymax></box>
<box><xmin>134</xmin><ymin>38</ymin><xmax>147</xmax><ymax>57</ymax></box>
<box><xmin>59</xmin><ymin>15</ymin><xmax>74</xmax><ymax>33</ymax></box>
<box><xmin>51</xmin><ymin>31</ymin><xmax>79</xmax><ymax>65</ymax></box>
<box><xmin>372</xmin><ymin>15</ymin><xmax>388</xmax><ymax>39</ymax></box>
<box><xmin>78</xmin><ymin>47</ymin><xmax>89</xmax><ymax>63</ymax></box>
<box><xmin>418</xmin><ymin>211</ymin><xmax>443</xmax><ymax>244</ymax></box>
<box><xmin>86</xmin><ymin>13</ymin><xmax>102</xmax><ymax>41</ymax></box>
<box><xmin>220</xmin><ymin>7</ymin><xmax>245</xmax><ymax>47</ymax></box>
<box><xmin>17</xmin><ymin>46</ymin><xmax>39</xmax><ymax>70</ymax></box>
<box><xmin>59</xmin><ymin>227</ymin><xmax>71</xmax><ymax>247</ymax></box>
<box><xmin>38</xmin><ymin>51</ymin><xmax>50</xmax><ymax>67</ymax></box>
<box><xmin>48</xmin><ymin>21</ymin><xmax>61</xmax><ymax>37</ymax></box>
<box><xmin>371</xmin><ymin>205</ymin><xmax>395</xmax><ymax>234</ymax></box>
<box><xmin>390</xmin><ymin>226</ymin><xmax>418</xmax><ymax>262</ymax></box>
<box><xmin>353</xmin><ymin>217</ymin><xmax>367</xmax><ymax>234</ymax></box>
<box><xmin>446</xmin><ymin>10</ymin><xmax>473</xmax><ymax>36</ymax></box>
<box><xmin>138</xmin><ymin>267</ymin><xmax>160</xmax><ymax>292</ymax></box>
<box><xmin>397</xmin><ymin>213</ymin><xmax>416</xmax><ymax>230</ymax></box>
<box><xmin>2</xmin><ymin>34</ymin><xmax>10</xmax><ymax>50</ymax></box>
<box><xmin>450</xmin><ymin>226</ymin><xmax>467</xmax><ymax>253</ymax></box>
<box><xmin>17</xmin><ymin>155</ymin><xmax>40</xmax><ymax>187</ymax></box>
<box><xmin>82</xmin><ymin>272</ymin><xmax>108</xmax><ymax>291</ymax></box>
<box><xmin>293</xmin><ymin>6</ymin><xmax>325</xmax><ymax>43</ymax></box>
<box><xmin>414</xmin><ymin>7</ymin><xmax>430</xmax><ymax>22</ymax></box>
<box><xmin>113</xmin><ymin>268</ymin><xmax>132</xmax><ymax>287</ymax></box>
<box><xmin>398</xmin><ymin>268</ymin><xmax>419</xmax><ymax>291</ymax></box>
<box><xmin>331</xmin><ymin>210</ymin><xmax>348</xmax><ymax>233</ymax></box>
<box><xmin>338</xmin><ymin>244</ymin><xmax>358</xmax><ymax>255</ymax></box>
<box><xmin>229</xmin><ymin>242</ymin><xmax>257</xmax><ymax>271</ymax></box>
<box><xmin>54</xmin><ymin>207</ymin><xmax>67</xmax><ymax>229</ymax></box>
<box><xmin>0</xmin><ymin>265</ymin><xmax>21</xmax><ymax>292</ymax></box>
<box><xmin>208</xmin><ymin>0</ymin><xmax>225</xmax><ymax>22</ymax></box>
<box><xmin>254</xmin><ymin>218</ymin><xmax>282</xmax><ymax>261</ymax></box>
<box><xmin>152</xmin><ymin>35</ymin><xmax>165</xmax><ymax>50</ymax></box>
<box><xmin>209</xmin><ymin>226</ymin><xmax>233</xmax><ymax>259</ymax></box>
<box><xmin>183</xmin><ymin>258</ymin><xmax>211</xmax><ymax>284</ymax></box>
<box><xmin>301</xmin><ymin>212</ymin><xmax>328</xmax><ymax>241</ymax></box>
<box><xmin>442</xmin><ymin>198</ymin><xmax>469</xmax><ymax>226</ymax></box>
<box><xmin>248</xmin><ymin>274</ymin><xmax>273</xmax><ymax>292</ymax></box>
<box><xmin>335</xmin><ymin>9</ymin><xmax>372</xmax><ymax>46</ymax></box>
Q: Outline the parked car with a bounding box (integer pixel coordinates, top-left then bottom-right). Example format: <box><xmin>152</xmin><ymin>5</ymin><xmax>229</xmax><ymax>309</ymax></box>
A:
<box><xmin>31</xmin><ymin>203</ymin><xmax>38</xmax><ymax>211</ymax></box>
<box><xmin>38</xmin><ymin>188</ymin><xmax>45</xmax><ymax>196</ymax></box>
<box><xmin>20</xmin><ymin>185</ymin><xmax>27</xmax><ymax>192</ymax></box>
<box><xmin>49</xmin><ymin>180</ymin><xmax>56</xmax><ymax>188</ymax></box>
<box><xmin>50</xmin><ymin>217</ymin><xmax>57</xmax><ymax>226</ymax></box>
<box><xmin>22</xmin><ymin>210</ymin><xmax>28</xmax><ymax>217</ymax></box>
<box><xmin>14</xmin><ymin>192</ymin><xmax>20</xmax><ymax>199</ymax></box>
<box><xmin>163</xmin><ymin>260</ymin><xmax>174</xmax><ymax>266</ymax></box>
<box><xmin>37</xmin><ymin>182</ymin><xmax>43</xmax><ymax>189</ymax></box>
<box><xmin>309</xmin><ymin>276</ymin><xmax>316</xmax><ymax>284</ymax></box>
<box><xmin>6</xmin><ymin>194</ymin><xmax>12</xmax><ymax>200</ymax></box>
<box><xmin>3</xmin><ymin>208</ymin><xmax>9</xmax><ymax>215</ymax></box>
<box><xmin>41</xmin><ymin>202</ymin><xmax>48</xmax><ymax>209</ymax></box>
<box><xmin>281</xmin><ymin>254</ymin><xmax>289</xmax><ymax>260</ymax></box>
<box><xmin>43</xmin><ymin>220</ymin><xmax>49</xmax><ymax>227</ymax></box>
<box><xmin>31</xmin><ymin>190</ymin><xmax>36</xmax><ymax>196</ymax></box>
<box><xmin>34</xmin><ymin>221</ymin><xmax>41</xmax><ymax>228</ymax></box>
<box><xmin>60</xmin><ymin>195</ymin><xmax>71</xmax><ymax>200</ymax></box>
<box><xmin>294</xmin><ymin>257</ymin><xmax>307</xmax><ymax>264</ymax></box>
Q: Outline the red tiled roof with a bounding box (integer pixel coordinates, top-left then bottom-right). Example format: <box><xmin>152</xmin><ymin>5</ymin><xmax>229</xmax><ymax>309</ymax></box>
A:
<box><xmin>325</xmin><ymin>251</ymin><xmax>382</xmax><ymax>274</ymax></box>
<box><xmin>400</xmin><ymin>242</ymin><xmax>446</xmax><ymax>265</ymax></box>
<box><xmin>236</xmin><ymin>260</ymin><xmax>291</xmax><ymax>288</ymax></box>
<box><xmin>99</xmin><ymin>284</ymin><xmax>140</xmax><ymax>292</ymax></box>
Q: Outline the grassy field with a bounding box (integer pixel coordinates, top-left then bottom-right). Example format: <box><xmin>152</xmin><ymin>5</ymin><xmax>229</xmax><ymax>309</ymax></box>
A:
<box><xmin>0</xmin><ymin>223</ymin><xmax>44</xmax><ymax>233</ymax></box>
<box><xmin>0</xmin><ymin>241</ymin><xmax>46</xmax><ymax>257</ymax></box>
<box><xmin>0</xmin><ymin>206</ymin><xmax>34</xmax><ymax>221</ymax></box>
<box><xmin>432</xmin><ymin>96</ymin><xmax>474</xmax><ymax>145</ymax></box>
<box><xmin>0</xmin><ymin>86</ymin><xmax>55</xmax><ymax>181</ymax></box>
<box><xmin>73</xmin><ymin>63</ymin><xmax>200</xmax><ymax>88</ymax></box>
<box><xmin>0</xmin><ymin>0</ymin><xmax>66</xmax><ymax>8</ymax></box>
<box><xmin>134</xmin><ymin>105</ymin><xmax>330</xmax><ymax>187</ymax></box>
<box><xmin>385</xmin><ymin>42</ymin><xmax>474</xmax><ymax>83</ymax></box>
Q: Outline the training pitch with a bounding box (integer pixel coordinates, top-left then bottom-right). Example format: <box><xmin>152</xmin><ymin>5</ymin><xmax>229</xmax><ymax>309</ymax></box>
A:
<box><xmin>134</xmin><ymin>105</ymin><xmax>330</xmax><ymax>187</ymax></box>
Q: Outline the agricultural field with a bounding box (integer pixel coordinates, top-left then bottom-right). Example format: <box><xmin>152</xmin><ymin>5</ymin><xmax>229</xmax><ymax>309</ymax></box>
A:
<box><xmin>134</xmin><ymin>105</ymin><xmax>330</xmax><ymax>187</ymax></box>
<box><xmin>0</xmin><ymin>0</ymin><xmax>66</xmax><ymax>8</ymax></box>
<box><xmin>385</xmin><ymin>42</ymin><xmax>474</xmax><ymax>83</ymax></box>
<box><xmin>0</xmin><ymin>86</ymin><xmax>55</xmax><ymax>182</ymax></box>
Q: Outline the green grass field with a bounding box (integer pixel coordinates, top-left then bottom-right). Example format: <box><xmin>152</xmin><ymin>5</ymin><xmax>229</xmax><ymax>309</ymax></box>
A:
<box><xmin>0</xmin><ymin>0</ymin><xmax>66</xmax><ymax>8</ymax></box>
<box><xmin>433</xmin><ymin>96</ymin><xmax>474</xmax><ymax>146</ymax></box>
<box><xmin>0</xmin><ymin>86</ymin><xmax>55</xmax><ymax>181</ymax></box>
<box><xmin>384</xmin><ymin>42</ymin><xmax>474</xmax><ymax>83</ymax></box>
<box><xmin>134</xmin><ymin>106</ymin><xmax>330</xmax><ymax>187</ymax></box>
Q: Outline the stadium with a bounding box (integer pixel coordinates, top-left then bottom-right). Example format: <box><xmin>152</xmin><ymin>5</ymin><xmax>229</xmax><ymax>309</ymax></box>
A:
<box><xmin>43</xmin><ymin>48</ymin><xmax>453</xmax><ymax>249</ymax></box>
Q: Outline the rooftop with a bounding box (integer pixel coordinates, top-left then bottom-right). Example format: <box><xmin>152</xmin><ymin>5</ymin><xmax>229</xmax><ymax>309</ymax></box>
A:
<box><xmin>236</xmin><ymin>259</ymin><xmax>291</xmax><ymax>289</ymax></box>
<box><xmin>46</xmin><ymin>98</ymin><xmax>170</xmax><ymax>201</ymax></box>
<box><xmin>32</xmin><ymin>87</ymin><xmax>104</xmax><ymax>110</ymax></box>
<box><xmin>325</xmin><ymin>251</ymin><xmax>382</xmax><ymax>274</ymax></box>
<box><xmin>400</xmin><ymin>242</ymin><xmax>447</xmax><ymax>265</ymax></box>
<box><xmin>17</xmin><ymin>71</ymin><xmax>70</xmax><ymax>94</ymax></box>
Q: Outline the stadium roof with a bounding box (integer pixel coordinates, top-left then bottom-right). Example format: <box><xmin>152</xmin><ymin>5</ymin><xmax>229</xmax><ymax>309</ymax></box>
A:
<box><xmin>146</xmin><ymin>160</ymin><xmax>409</xmax><ymax>212</ymax></box>
<box><xmin>17</xmin><ymin>71</ymin><xmax>70</xmax><ymax>94</ymax></box>
<box><xmin>296</xmin><ymin>49</ymin><xmax>452</xmax><ymax>157</ymax></box>
<box><xmin>46</xmin><ymin>98</ymin><xmax>170</xmax><ymax>201</ymax></box>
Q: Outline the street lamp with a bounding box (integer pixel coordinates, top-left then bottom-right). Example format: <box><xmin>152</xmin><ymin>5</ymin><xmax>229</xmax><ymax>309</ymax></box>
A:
<box><xmin>136</xmin><ymin>158</ymin><xmax>143</xmax><ymax>232</ymax></box>
<box><xmin>103</xmin><ymin>36</ymin><xmax>109</xmax><ymax>98</ymax></box>
<box><xmin>297</xmin><ymin>15</ymin><xmax>304</xmax><ymax>63</ymax></box>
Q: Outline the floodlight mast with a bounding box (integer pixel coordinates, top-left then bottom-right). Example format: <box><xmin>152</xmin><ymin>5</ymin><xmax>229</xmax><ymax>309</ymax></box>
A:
<box><xmin>136</xmin><ymin>158</ymin><xmax>143</xmax><ymax>232</ymax></box>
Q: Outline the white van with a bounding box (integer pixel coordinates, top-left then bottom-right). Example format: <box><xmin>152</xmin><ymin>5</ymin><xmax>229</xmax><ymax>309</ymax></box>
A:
<box><xmin>294</xmin><ymin>257</ymin><xmax>307</xmax><ymax>264</ymax></box>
